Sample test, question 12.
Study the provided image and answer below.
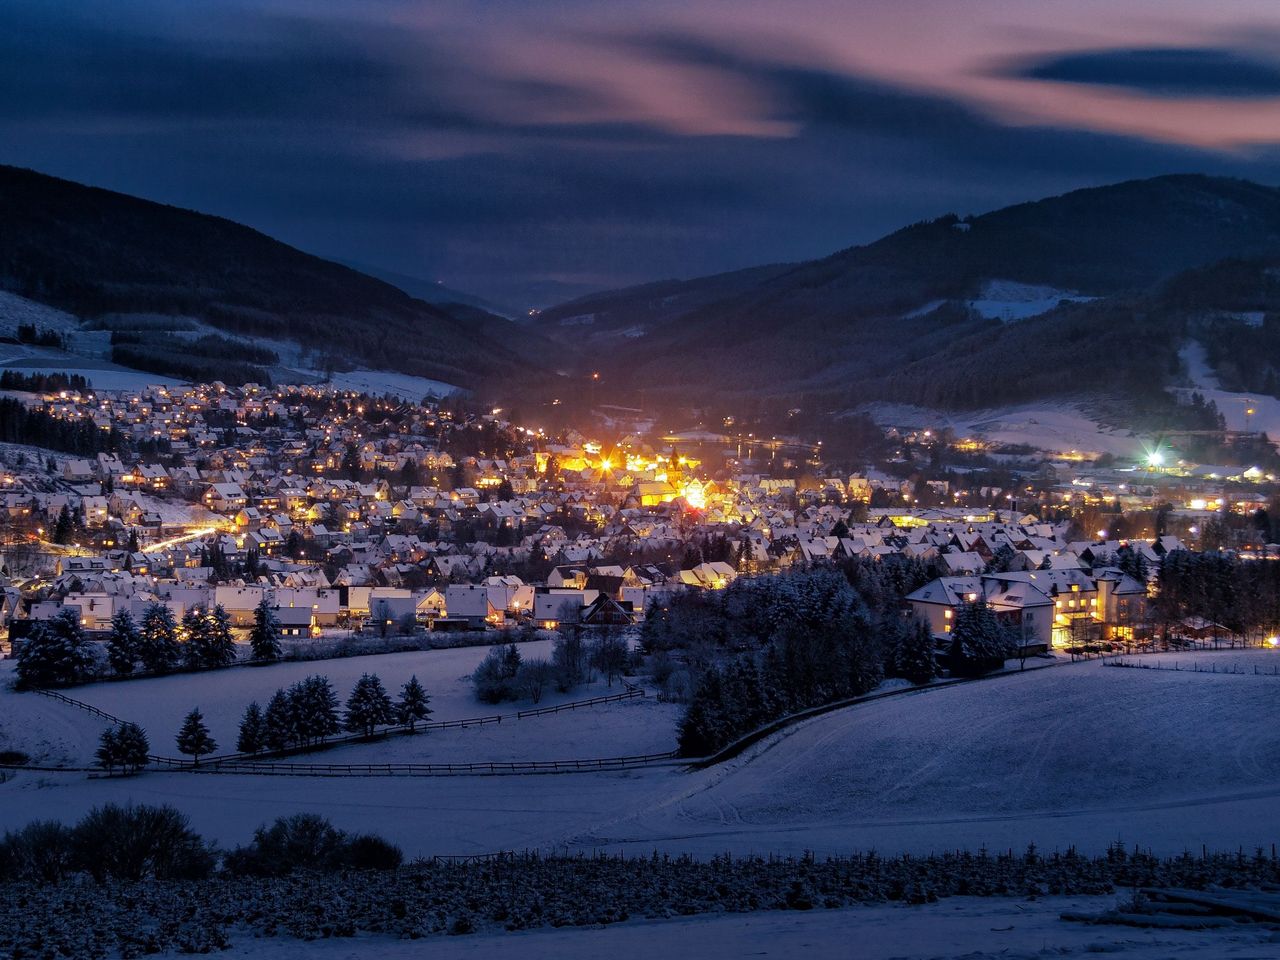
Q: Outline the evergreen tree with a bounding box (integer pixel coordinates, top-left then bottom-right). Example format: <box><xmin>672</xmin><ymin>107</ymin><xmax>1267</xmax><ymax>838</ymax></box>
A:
<box><xmin>678</xmin><ymin>668</ymin><xmax>727</xmax><ymax>757</ymax></box>
<box><xmin>263</xmin><ymin>688</ymin><xmax>295</xmax><ymax>751</ymax></box>
<box><xmin>106</xmin><ymin>609</ymin><xmax>141</xmax><ymax>676</ymax></box>
<box><xmin>949</xmin><ymin>601</ymin><xmax>1017</xmax><ymax>677</ymax></box>
<box><xmin>95</xmin><ymin>727</ymin><xmax>121</xmax><ymax>773</ymax></box>
<box><xmin>237</xmin><ymin>701</ymin><xmax>266</xmax><ymax>754</ymax></box>
<box><xmin>343</xmin><ymin>673</ymin><xmax>394</xmax><ymax>737</ymax></box>
<box><xmin>181</xmin><ymin>607</ymin><xmax>209</xmax><ymax>669</ymax></box>
<box><xmin>292</xmin><ymin>676</ymin><xmax>341</xmax><ymax>745</ymax></box>
<box><xmin>175</xmin><ymin>708</ymin><xmax>217</xmax><ymax>764</ymax></box>
<box><xmin>51</xmin><ymin>505</ymin><xmax>73</xmax><ymax>545</ymax></box>
<box><xmin>127</xmin><ymin>528</ymin><xmax>140</xmax><ymax>553</ymax></box>
<box><xmin>895</xmin><ymin>617</ymin><xmax>938</xmax><ymax>685</ymax></box>
<box><xmin>16</xmin><ymin>609</ymin><xmax>95</xmax><ymax>687</ymax></box>
<box><xmin>396</xmin><ymin>675</ymin><xmax>432</xmax><ymax>732</ymax></box>
<box><xmin>248</xmin><ymin>597</ymin><xmax>282</xmax><ymax>662</ymax></box>
<box><xmin>138</xmin><ymin>603</ymin><xmax>180</xmax><ymax>673</ymax></box>
<box><xmin>114</xmin><ymin>722</ymin><xmax>151</xmax><ymax>773</ymax></box>
<box><xmin>199</xmin><ymin>605</ymin><xmax>236</xmax><ymax>667</ymax></box>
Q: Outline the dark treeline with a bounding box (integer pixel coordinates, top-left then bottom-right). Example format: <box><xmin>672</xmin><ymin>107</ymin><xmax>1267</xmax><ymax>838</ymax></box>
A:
<box><xmin>644</xmin><ymin>562</ymin><xmax>941</xmax><ymax>757</ymax></box>
<box><xmin>1152</xmin><ymin>550</ymin><xmax>1280</xmax><ymax>641</ymax></box>
<box><xmin>0</xmin><ymin>370</ymin><xmax>89</xmax><ymax>393</ymax></box>
<box><xmin>111</xmin><ymin>342</ymin><xmax>272</xmax><ymax>388</ymax></box>
<box><xmin>0</xmin><ymin>396</ymin><xmax>123</xmax><ymax>455</ymax></box>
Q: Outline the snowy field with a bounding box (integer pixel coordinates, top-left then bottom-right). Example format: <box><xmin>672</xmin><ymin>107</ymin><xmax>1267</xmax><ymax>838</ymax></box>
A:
<box><xmin>0</xmin><ymin>341</ymin><xmax>184</xmax><ymax>390</ymax></box>
<box><xmin>967</xmin><ymin>278</ymin><xmax>1095</xmax><ymax>323</ymax></box>
<box><xmin>5</xmin><ymin>652</ymin><xmax>1280</xmax><ymax>865</ymax></box>
<box><xmin>0</xmin><ymin>639</ymin><xmax>667</xmax><ymax>765</ymax></box>
<box><xmin>215</xmin><ymin>895</ymin><xmax>1280</xmax><ymax>960</ymax></box>
<box><xmin>1180</xmin><ymin>340</ymin><xmax>1280</xmax><ymax>441</ymax></box>
<box><xmin>863</xmin><ymin>401</ymin><xmax>1142</xmax><ymax>458</ymax></box>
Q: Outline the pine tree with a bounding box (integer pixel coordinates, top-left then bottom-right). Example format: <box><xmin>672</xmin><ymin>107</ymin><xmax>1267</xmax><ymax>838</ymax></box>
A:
<box><xmin>95</xmin><ymin>727</ymin><xmax>121</xmax><ymax>773</ymax></box>
<box><xmin>949</xmin><ymin>601</ymin><xmax>1017</xmax><ymax>677</ymax></box>
<box><xmin>175</xmin><ymin>708</ymin><xmax>217</xmax><ymax>764</ymax></box>
<box><xmin>114</xmin><ymin>722</ymin><xmax>150</xmax><ymax>773</ymax></box>
<box><xmin>343</xmin><ymin>673</ymin><xmax>395</xmax><ymax>737</ymax></box>
<box><xmin>203</xmin><ymin>604</ymin><xmax>236</xmax><ymax>667</ymax></box>
<box><xmin>292</xmin><ymin>676</ymin><xmax>340</xmax><ymax>745</ymax></box>
<box><xmin>263</xmin><ymin>688</ymin><xmax>294</xmax><ymax>751</ymax></box>
<box><xmin>16</xmin><ymin>609</ymin><xmax>95</xmax><ymax>688</ymax></box>
<box><xmin>139</xmin><ymin>603</ymin><xmax>180</xmax><ymax>673</ymax></box>
<box><xmin>895</xmin><ymin>617</ymin><xmax>938</xmax><ymax>685</ymax></box>
<box><xmin>396</xmin><ymin>675</ymin><xmax>432</xmax><ymax>732</ymax></box>
<box><xmin>51</xmin><ymin>505</ymin><xmax>73</xmax><ymax>545</ymax></box>
<box><xmin>181</xmin><ymin>607</ymin><xmax>209</xmax><ymax>669</ymax></box>
<box><xmin>237</xmin><ymin>701</ymin><xmax>266</xmax><ymax>754</ymax></box>
<box><xmin>106</xmin><ymin>609</ymin><xmax>141</xmax><ymax>676</ymax></box>
<box><xmin>248</xmin><ymin>597</ymin><xmax>282</xmax><ymax>662</ymax></box>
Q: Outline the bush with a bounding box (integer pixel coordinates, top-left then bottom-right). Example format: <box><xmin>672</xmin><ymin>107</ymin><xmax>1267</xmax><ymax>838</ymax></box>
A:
<box><xmin>346</xmin><ymin>833</ymin><xmax>404</xmax><ymax>871</ymax></box>
<box><xmin>472</xmin><ymin>644</ymin><xmax>522</xmax><ymax>703</ymax></box>
<box><xmin>223</xmin><ymin>813</ymin><xmax>402</xmax><ymax>876</ymax></box>
<box><xmin>70</xmin><ymin>803</ymin><xmax>215</xmax><ymax>881</ymax></box>
<box><xmin>0</xmin><ymin>820</ymin><xmax>76</xmax><ymax>882</ymax></box>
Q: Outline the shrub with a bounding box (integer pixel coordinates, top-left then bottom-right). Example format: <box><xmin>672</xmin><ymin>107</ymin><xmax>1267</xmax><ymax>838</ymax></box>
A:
<box><xmin>0</xmin><ymin>820</ymin><xmax>76</xmax><ymax>882</ymax></box>
<box><xmin>223</xmin><ymin>813</ymin><xmax>402</xmax><ymax>876</ymax></box>
<box><xmin>70</xmin><ymin>803</ymin><xmax>215</xmax><ymax>881</ymax></box>
<box><xmin>346</xmin><ymin>834</ymin><xmax>404</xmax><ymax>871</ymax></box>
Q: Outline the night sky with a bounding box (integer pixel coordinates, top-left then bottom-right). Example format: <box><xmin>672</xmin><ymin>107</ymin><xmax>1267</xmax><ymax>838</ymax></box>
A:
<box><xmin>7</xmin><ymin>0</ymin><xmax>1280</xmax><ymax>308</ymax></box>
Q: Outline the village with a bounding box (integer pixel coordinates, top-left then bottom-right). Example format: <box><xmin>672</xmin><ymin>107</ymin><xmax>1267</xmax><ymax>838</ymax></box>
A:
<box><xmin>0</xmin><ymin>376</ymin><xmax>1275</xmax><ymax>661</ymax></box>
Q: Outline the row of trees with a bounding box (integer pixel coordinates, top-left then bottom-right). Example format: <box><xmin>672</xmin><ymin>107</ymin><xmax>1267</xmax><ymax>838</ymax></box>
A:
<box><xmin>658</xmin><ymin>567</ymin><xmax>1018</xmax><ymax>757</ymax></box>
<box><xmin>235</xmin><ymin>673</ymin><xmax>432</xmax><ymax>754</ymax></box>
<box><xmin>1152</xmin><ymin>550</ymin><xmax>1280</xmax><ymax>642</ymax></box>
<box><xmin>18</xmin><ymin>597</ymin><xmax>287</xmax><ymax>689</ymax></box>
<box><xmin>0</xmin><ymin>806</ymin><xmax>400</xmax><ymax>884</ymax></box>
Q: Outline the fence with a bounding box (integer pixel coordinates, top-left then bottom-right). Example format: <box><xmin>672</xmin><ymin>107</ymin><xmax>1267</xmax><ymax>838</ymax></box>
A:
<box><xmin>517</xmin><ymin>687</ymin><xmax>643</xmax><ymax>718</ymax></box>
<box><xmin>32</xmin><ymin>687</ymin><xmax>126</xmax><ymax>725</ymax></box>
<box><xmin>1105</xmin><ymin>658</ymin><xmax>1280</xmax><ymax>675</ymax></box>
<box><xmin>171</xmin><ymin>750</ymin><xmax>680</xmax><ymax>777</ymax></box>
<box><xmin>27</xmin><ymin>682</ymin><xmax>652</xmax><ymax>772</ymax></box>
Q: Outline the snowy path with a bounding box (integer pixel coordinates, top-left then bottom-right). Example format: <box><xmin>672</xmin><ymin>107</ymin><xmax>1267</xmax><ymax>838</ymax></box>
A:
<box><xmin>218</xmin><ymin>895</ymin><xmax>1280</xmax><ymax>959</ymax></box>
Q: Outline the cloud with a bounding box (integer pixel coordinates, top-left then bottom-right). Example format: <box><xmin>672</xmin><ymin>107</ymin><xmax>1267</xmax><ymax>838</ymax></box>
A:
<box><xmin>3</xmin><ymin>4</ymin><xmax>1280</xmax><ymax>306</ymax></box>
<box><xmin>1007</xmin><ymin>47</ymin><xmax>1280</xmax><ymax>98</ymax></box>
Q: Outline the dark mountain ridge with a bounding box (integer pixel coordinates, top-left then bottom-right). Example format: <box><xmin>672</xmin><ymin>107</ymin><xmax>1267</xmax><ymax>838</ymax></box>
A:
<box><xmin>0</xmin><ymin>165</ymin><xmax>528</xmax><ymax>388</ymax></box>
<box><xmin>539</xmin><ymin>174</ymin><xmax>1280</xmax><ymax>407</ymax></box>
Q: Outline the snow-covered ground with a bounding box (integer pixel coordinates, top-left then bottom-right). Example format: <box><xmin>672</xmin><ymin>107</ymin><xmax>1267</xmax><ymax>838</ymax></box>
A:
<box><xmin>1180</xmin><ymin>340</ymin><xmax>1280</xmax><ymax>442</ymax></box>
<box><xmin>0</xmin><ymin>340</ymin><xmax>183</xmax><ymax>390</ymax></box>
<box><xmin>576</xmin><ymin>654</ymin><xmax>1280</xmax><ymax>859</ymax></box>
<box><xmin>9</xmin><ymin>639</ymin><xmax>660</xmax><ymax>763</ymax></box>
<box><xmin>863</xmin><ymin>401</ymin><xmax>1141</xmax><ymax>458</ymax></box>
<box><xmin>313</xmin><ymin>368</ymin><xmax>458</xmax><ymax>400</ymax></box>
<box><xmin>0</xmin><ymin>290</ymin><xmax>82</xmax><ymax>337</ymax></box>
<box><xmin>967</xmin><ymin>278</ymin><xmax>1094</xmax><ymax>323</ymax></box>
<box><xmin>6</xmin><ymin>652</ymin><xmax>1280</xmax><ymax>864</ymax></box>
<box><xmin>217</xmin><ymin>895</ymin><xmax>1280</xmax><ymax>960</ymax></box>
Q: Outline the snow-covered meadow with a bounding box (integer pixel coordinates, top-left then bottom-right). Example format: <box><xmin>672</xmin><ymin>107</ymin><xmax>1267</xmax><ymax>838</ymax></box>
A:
<box><xmin>217</xmin><ymin>895</ymin><xmax>1280</xmax><ymax>960</ymax></box>
<box><xmin>4</xmin><ymin>650</ymin><xmax>1280</xmax><ymax>864</ymax></box>
<box><xmin>1</xmin><ymin>638</ymin><xmax>675</xmax><ymax>766</ymax></box>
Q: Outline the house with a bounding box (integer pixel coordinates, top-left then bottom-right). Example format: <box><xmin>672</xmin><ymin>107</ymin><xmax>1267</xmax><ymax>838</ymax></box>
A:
<box><xmin>272</xmin><ymin>604</ymin><xmax>316</xmax><ymax>637</ymax></box>
<box><xmin>444</xmin><ymin>584</ymin><xmax>501</xmax><ymax>628</ymax></box>
<box><xmin>579</xmin><ymin>594</ymin><xmax>635</xmax><ymax>627</ymax></box>
<box><xmin>204</xmin><ymin>482</ymin><xmax>248</xmax><ymax>512</ymax></box>
<box><xmin>533</xmin><ymin>588</ymin><xmax>598</xmax><ymax>629</ymax></box>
